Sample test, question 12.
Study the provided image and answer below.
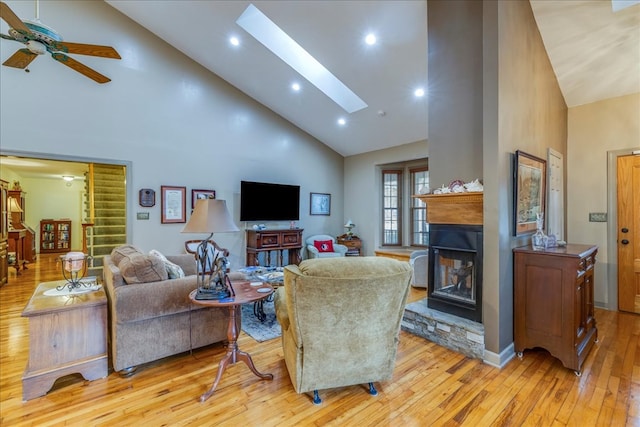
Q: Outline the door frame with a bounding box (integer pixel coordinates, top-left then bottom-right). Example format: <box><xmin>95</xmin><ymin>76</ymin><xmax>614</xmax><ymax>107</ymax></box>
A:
<box><xmin>0</xmin><ymin>149</ymin><xmax>133</xmax><ymax>246</ymax></box>
<box><xmin>606</xmin><ymin>148</ymin><xmax>640</xmax><ymax>311</ymax></box>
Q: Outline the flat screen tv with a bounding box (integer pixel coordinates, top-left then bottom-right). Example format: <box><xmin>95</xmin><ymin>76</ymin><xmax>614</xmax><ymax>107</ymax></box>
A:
<box><xmin>240</xmin><ymin>181</ymin><xmax>300</xmax><ymax>221</ymax></box>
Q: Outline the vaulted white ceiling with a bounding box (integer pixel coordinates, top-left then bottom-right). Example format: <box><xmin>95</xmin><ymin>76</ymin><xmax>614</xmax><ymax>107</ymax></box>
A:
<box><xmin>1</xmin><ymin>0</ymin><xmax>638</xmax><ymax>161</ymax></box>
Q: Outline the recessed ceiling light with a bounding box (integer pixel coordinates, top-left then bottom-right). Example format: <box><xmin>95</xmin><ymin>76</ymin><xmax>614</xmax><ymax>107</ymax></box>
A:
<box><xmin>414</xmin><ymin>88</ymin><xmax>426</xmax><ymax>98</ymax></box>
<box><xmin>229</xmin><ymin>36</ymin><xmax>240</xmax><ymax>47</ymax></box>
<box><xmin>291</xmin><ymin>82</ymin><xmax>301</xmax><ymax>91</ymax></box>
<box><xmin>365</xmin><ymin>33</ymin><xmax>377</xmax><ymax>46</ymax></box>
<box><xmin>237</xmin><ymin>4</ymin><xmax>367</xmax><ymax>113</ymax></box>
<box><xmin>337</xmin><ymin>118</ymin><xmax>347</xmax><ymax>126</ymax></box>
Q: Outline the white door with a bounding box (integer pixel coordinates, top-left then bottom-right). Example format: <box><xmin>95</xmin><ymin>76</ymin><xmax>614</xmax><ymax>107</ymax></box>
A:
<box><xmin>547</xmin><ymin>148</ymin><xmax>564</xmax><ymax>241</ymax></box>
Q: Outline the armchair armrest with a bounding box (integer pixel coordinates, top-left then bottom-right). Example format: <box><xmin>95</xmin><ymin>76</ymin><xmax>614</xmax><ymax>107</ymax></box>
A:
<box><xmin>307</xmin><ymin>245</ymin><xmax>320</xmax><ymax>257</ymax></box>
<box><xmin>333</xmin><ymin>244</ymin><xmax>348</xmax><ymax>255</ymax></box>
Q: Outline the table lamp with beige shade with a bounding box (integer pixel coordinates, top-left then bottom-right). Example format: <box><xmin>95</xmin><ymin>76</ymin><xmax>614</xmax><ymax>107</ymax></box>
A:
<box><xmin>182</xmin><ymin>199</ymin><xmax>239</xmax><ymax>300</ymax></box>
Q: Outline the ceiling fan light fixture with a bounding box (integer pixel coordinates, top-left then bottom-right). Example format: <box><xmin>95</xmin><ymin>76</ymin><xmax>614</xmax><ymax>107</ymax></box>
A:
<box><xmin>26</xmin><ymin>39</ymin><xmax>46</xmax><ymax>55</ymax></box>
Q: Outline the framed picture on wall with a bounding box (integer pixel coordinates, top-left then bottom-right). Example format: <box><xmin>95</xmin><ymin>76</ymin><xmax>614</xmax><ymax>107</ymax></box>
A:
<box><xmin>191</xmin><ymin>189</ymin><xmax>216</xmax><ymax>209</ymax></box>
<box><xmin>161</xmin><ymin>185</ymin><xmax>186</xmax><ymax>224</ymax></box>
<box><xmin>513</xmin><ymin>150</ymin><xmax>547</xmax><ymax>235</ymax></box>
<box><xmin>310</xmin><ymin>192</ymin><xmax>331</xmax><ymax>215</ymax></box>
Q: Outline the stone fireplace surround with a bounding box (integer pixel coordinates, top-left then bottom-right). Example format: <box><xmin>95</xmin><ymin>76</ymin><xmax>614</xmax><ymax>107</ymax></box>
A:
<box><xmin>402</xmin><ymin>192</ymin><xmax>485</xmax><ymax>359</ymax></box>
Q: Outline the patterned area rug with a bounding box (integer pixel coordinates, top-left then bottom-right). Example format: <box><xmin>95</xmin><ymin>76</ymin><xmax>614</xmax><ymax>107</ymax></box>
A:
<box><xmin>241</xmin><ymin>299</ymin><xmax>281</xmax><ymax>342</ymax></box>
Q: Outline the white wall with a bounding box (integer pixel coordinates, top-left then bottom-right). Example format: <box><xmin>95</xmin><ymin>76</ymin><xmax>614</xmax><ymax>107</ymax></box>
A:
<box><xmin>344</xmin><ymin>140</ymin><xmax>428</xmax><ymax>255</ymax></box>
<box><xmin>21</xmin><ymin>177</ymin><xmax>85</xmax><ymax>252</ymax></box>
<box><xmin>0</xmin><ymin>0</ymin><xmax>345</xmax><ymax>269</ymax></box>
<box><xmin>567</xmin><ymin>93</ymin><xmax>640</xmax><ymax>308</ymax></box>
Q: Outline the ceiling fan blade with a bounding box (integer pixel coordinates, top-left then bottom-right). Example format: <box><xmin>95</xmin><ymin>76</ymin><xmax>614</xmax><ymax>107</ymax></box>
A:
<box><xmin>51</xmin><ymin>52</ymin><xmax>111</xmax><ymax>84</ymax></box>
<box><xmin>0</xmin><ymin>1</ymin><xmax>31</xmax><ymax>35</ymax></box>
<box><xmin>3</xmin><ymin>48</ymin><xmax>37</xmax><ymax>69</ymax></box>
<box><xmin>50</xmin><ymin>41</ymin><xmax>121</xmax><ymax>59</ymax></box>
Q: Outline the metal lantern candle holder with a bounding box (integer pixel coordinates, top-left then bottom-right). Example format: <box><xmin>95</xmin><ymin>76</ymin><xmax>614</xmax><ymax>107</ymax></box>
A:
<box><xmin>57</xmin><ymin>252</ymin><xmax>93</xmax><ymax>292</ymax></box>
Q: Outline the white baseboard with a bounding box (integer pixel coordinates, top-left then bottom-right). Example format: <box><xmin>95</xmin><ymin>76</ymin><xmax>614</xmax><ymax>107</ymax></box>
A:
<box><xmin>483</xmin><ymin>342</ymin><xmax>515</xmax><ymax>368</ymax></box>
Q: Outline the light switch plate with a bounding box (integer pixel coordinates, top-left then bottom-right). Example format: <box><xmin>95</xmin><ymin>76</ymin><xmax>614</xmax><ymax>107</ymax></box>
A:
<box><xmin>589</xmin><ymin>212</ymin><xmax>607</xmax><ymax>222</ymax></box>
<box><xmin>136</xmin><ymin>212</ymin><xmax>150</xmax><ymax>220</ymax></box>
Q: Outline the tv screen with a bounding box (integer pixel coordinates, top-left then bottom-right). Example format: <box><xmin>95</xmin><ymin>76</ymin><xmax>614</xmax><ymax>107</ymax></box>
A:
<box><xmin>240</xmin><ymin>181</ymin><xmax>300</xmax><ymax>221</ymax></box>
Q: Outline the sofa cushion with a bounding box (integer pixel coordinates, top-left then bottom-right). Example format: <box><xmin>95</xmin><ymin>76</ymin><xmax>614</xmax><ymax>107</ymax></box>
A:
<box><xmin>313</xmin><ymin>239</ymin><xmax>334</xmax><ymax>253</ymax></box>
<box><xmin>111</xmin><ymin>244</ymin><xmax>143</xmax><ymax>266</ymax></box>
<box><xmin>119</xmin><ymin>253</ymin><xmax>168</xmax><ymax>284</ymax></box>
<box><xmin>149</xmin><ymin>249</ymin><xmax>185</xmax><ymax>279</ymax></box>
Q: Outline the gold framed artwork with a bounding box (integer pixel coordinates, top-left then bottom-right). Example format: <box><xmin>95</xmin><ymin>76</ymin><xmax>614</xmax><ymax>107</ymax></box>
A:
<box><xmin>514</xmin><ymin>150</ymin><xmax>546</xmax><ymax>236</ymax></box>
<box><xmin>161</xmin><ymin>185</ymin><xmax>186</xmax><ymax>224</ymax></box>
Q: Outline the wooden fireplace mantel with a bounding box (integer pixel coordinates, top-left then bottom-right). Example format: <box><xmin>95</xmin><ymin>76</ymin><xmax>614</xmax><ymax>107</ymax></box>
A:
<box><xmin>413</xmin><ymin>192</ymin><xmax>483</xmax><ymax>225</ymax></box>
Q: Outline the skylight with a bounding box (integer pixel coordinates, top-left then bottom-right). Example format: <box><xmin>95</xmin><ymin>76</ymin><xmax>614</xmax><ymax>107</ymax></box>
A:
<box><xmin>236</xmin><ymin>4</ymin><xmax>368</xmax><ymax>114</ymax></box>
<box><xmin>612</xmin><ymin>0</ymin><xmax>640</xmax><ymax>12</ymax></box>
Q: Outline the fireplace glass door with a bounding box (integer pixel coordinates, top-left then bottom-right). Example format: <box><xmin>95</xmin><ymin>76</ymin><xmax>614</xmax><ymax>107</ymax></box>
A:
<box><xmin>432</xmin><ymin>248</ymin><xmax>476</xmax><ymax>305</ymax></box>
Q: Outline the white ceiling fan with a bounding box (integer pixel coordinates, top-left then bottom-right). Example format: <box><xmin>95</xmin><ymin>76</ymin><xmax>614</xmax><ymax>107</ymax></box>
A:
<box><xmin>0</xmin><ymin>0</ymin><xmax>120</xmax><ymax>83</ymax></box>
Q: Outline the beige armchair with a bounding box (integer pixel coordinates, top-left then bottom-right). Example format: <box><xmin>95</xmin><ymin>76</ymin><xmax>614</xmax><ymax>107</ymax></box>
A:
<box><xmin>274</xmin><ymin>256</ymin><xmax>412</xmax><ymax>404</ymax></box>
<box><xmin>305</xmin><ymin>234</ymin><xmax>348</xmax><ymax>259</ymax></box>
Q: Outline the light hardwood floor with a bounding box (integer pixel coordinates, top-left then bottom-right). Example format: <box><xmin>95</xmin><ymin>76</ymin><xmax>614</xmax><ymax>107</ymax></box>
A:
<box><xmin>1</xmin><ymin>254</ymin><xmax>638</xmax><ymax>426</ymax></box>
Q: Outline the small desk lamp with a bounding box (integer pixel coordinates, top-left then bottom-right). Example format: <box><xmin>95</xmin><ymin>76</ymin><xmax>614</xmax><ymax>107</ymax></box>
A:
<box><xmin>344</xmin><ymin>219</ymin><xmax>356</xmax><ymax>239</ymax></box>
<box><xmin>7</xmin><ymin>197</ymin><xmax>22</xmax><ymax>229</ymax></box>
<box><xmin>182</xmin><ymin>199</ymin><xmax>239</xmax><ymax>300</ymax></box>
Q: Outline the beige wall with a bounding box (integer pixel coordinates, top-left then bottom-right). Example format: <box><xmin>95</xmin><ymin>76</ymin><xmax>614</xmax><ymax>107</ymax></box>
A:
<box><xmin>343</xmin><ymin>140</ymin><xmax>428</xmax><ymax>255</ymax></box>
<box><xmin>428</xmin><ymin>0</ymin><xmax>567</xmax><ymax>363</ymax></box>
<box><xmin>0</xmin><ymin>0</ymin><xmax>345</xmax><ymax>269</ymax></box>
<box><xmin>488</xmin><ymin>0</ymin><xmax>568</xmax><ymax>359</ymax></box>
<box><xmin>427</xmin><ymin>0</ymin><xmax>483</xmax><ymax>187</ymax></box>
<box><xmin>567</xmin><ymin>93</ymin><xmax>640</xmax><ymax>308</ymax></box>
<box><xmin>21</xmin><ymin>177</ymin><xmax>86</xmax><ymax>252</ymax></box>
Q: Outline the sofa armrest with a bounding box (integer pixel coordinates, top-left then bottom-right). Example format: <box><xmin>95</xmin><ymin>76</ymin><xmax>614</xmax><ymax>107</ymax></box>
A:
<box><xmin>166</xmin><ymin>254</ymin><xmax>197</xmax><ymax>276</ymax></box>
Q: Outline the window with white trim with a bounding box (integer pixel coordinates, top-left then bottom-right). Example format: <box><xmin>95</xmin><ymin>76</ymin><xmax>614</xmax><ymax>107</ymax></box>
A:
<box><xmin>381</xmin><ymin>160</ymin><xmax>429</xmax><ymax>247</ymax></box>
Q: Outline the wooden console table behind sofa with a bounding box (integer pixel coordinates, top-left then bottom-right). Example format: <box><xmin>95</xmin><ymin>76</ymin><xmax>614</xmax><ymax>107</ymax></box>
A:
<box><xmin>246</xmin><ymin>229</ymin><xmax>303</xmax><ymax>266</ymax></box>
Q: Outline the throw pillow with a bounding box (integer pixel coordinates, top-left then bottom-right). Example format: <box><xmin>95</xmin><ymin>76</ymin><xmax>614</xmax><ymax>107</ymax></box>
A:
<box><xmin>314</xmin><ymin>239</ymin><xmax>334</xmax><ymax>253</ymax></box>
<box><xmin>110</xmin><ymin>244</ymin><xmax>142</xmax><ymax>266</ymax></box>
<box><xmin>119</xmin><ymin>253</ymin><xmax>168</xmax><ymax>284</ymax></box>
<box><xmin>149</xmin><ymin>249</ymin><xmax>185</xmax><ymax>279</ymax></box>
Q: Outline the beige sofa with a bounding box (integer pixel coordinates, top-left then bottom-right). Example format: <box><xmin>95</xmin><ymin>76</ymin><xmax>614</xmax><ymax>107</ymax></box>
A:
<box><xmin>103</xmin><ymin>245</ymin><xmax>235</xmax><ymax>375</ymax></box>
<box><xmin>274</xmin><ymin>256</ymin><xmax>412</xmax><ymax>404</ymax></box>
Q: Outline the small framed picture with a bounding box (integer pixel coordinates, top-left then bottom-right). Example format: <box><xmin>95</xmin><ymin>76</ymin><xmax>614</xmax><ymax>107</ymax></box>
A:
<box><xmin>192</xmin><ymin>189</ymin><xmax>216</xmax><ymax>209</ymax></box>
<box><xmin>310</xmin><ymin>192</ymin><xmax>331</xmax><ymax>216</ymax></box>
<box><xmin>161</xmin><ymin>185</ymin><xmax>186</xmax><ymax>224</ymax></box>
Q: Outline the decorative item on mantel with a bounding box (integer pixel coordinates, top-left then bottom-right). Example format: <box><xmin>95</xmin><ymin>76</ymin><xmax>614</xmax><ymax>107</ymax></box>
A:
<box><xmin>431</xmin><ymin>179</ymin><xmax>483</xmax><ymax>195</ymax></box>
